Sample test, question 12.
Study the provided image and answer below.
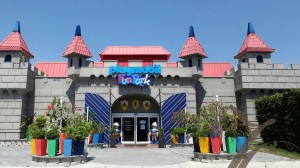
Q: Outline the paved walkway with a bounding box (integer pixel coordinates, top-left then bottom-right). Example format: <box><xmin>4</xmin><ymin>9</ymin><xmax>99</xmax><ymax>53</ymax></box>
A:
<box><xmin>0</xmin><ymin>146</ymin><xmax>299</xmax><ymax>167</ymax></box>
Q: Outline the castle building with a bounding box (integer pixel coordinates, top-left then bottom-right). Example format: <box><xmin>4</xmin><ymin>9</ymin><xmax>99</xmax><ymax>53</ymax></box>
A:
<box><xmin>0</xmin><ymin>21</ymin><xmax>299</xmax><ymax>144</ymax></box>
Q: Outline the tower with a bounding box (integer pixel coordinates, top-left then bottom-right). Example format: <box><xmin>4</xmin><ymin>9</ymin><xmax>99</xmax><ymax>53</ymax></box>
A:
<box><xmin>179</xmin><ymin>26</ymin><xmax>207</xmax><ymax>73</ymax></box>
<box><xmin>0</xmin><ymin>21</ymin><xmax>34</xmax><ymax>64</ymax></box>
<box><xmin>234</xmin><ymin>22</ymin><xmax>275</xmax><ymax>64</ymax></box>
<box><xmin>62</xmin><ymin>25</ymin><xmax>92</xmax><ymax>69</ymax></box>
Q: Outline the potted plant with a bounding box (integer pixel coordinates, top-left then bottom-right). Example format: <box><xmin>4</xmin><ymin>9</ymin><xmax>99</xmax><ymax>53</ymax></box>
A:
<box><xmin>176</xmin><ymin>127</ymin><xmax>185</xmax><ymax>143</ymax></box>
<box><xmin>62</xmin><ymin>125</ymin><xmax>73</xmax><ymax>156</ymax></box>
<box><xmin>236</xmin><ymin>119</ymin><xmax>250</xmax><ymax>153</ymax></box>
<box><xmin>225</xmin><ymin>129</ymin><xmax>238</xmax><ymax>154</ymax></box>
<box><xmin>93</xmin><ymin>122</ymin><xmax>106</xmax><ymax>144</ymax></box>
<box><xmin>198</xmin><ymin>120</ymin><xmax>210</xmax><ymax>154</ymax></box>
<box><xmin>29</xmin><ymin>123</ymin><xmax>38</xmax><ymax>155</ymax></box>
<box><xmin>109</xmin><ymin>125</ymin><xmax>116</xmax><ymax>148</ymax></box>
<box><xmin>221</xmin><ymin>113</ymin><xmax>238</xmax><ymax>154</ymax></box>
<box><xmin>73</xmin><ymin>118</ymin><xmax>92</xmax><ymax>155</ymax></box>
<box><xmin>158</xmin><ymin>127</ymin><xmax>165</xmax><ymax>148</ymax></box>
<box><xmin>32</xmin><ymin>116</ymin><xmax>47</xmax><ymax>156</ymax></box>
<box><xmin>209</xmin><ymin>119</ymin><xmax>222</xmax><ymax>154</ymax></box>
<box><xmin>46</xmin><ymin>124</ymin><xmax>59</xmax><ymax>157</ymax></box>
<box><xmin>169</xmin><ymin>128</ymin><xmax>178</xmax><ymax>144</ymax></box>
<box><xmin>186</xmin><ymin>114</ymin><xmax>202</xmax><ymax>153</ymax></box>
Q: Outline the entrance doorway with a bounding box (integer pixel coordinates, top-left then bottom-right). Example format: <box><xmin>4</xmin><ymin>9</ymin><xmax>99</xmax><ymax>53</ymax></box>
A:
<box><xmin>112</xmin><ymin>113</ymin><xmax>159</xmax><ymax>144</ymax></box>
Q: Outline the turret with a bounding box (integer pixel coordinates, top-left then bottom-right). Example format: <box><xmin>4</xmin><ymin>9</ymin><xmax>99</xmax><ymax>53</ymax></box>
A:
<box><xmin>179</xmin><ymin>26</ymin><xmax>207</xmax><ymax>72</ymax></box>
<box><xmin>62</xmin><ymin>25</ymin><xmax>92</xmax><ymax>69</ymax></box>
<box><xmin>234</xmin><ymin>22</ymin><xmax>275</xmax><ymax>64</ymax></box>
<box><xmin>0</xmin><ymin>21</ymin><xmax>34</xmax><ymax>64</ymax></box>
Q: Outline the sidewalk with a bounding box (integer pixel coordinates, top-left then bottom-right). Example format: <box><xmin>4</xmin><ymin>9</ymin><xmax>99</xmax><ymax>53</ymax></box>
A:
<box><xmin>0</xmin><ymin>146</ymin><xmax>299</xmax><ymax>168</ymax></box>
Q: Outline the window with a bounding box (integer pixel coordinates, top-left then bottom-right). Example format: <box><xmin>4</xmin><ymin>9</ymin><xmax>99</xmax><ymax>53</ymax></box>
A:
<box><xmin>242</xmin><ymin>59</ymin><xmax>246</xmax><ymax>62</ymax></box>
<box><xmin>198</xmin><ymin>58</ymin><xmax>201</xmax><ymax>67</ymax></box>
<box><xmin>5</xmin><ymin>55</ymin><xmax>12</xmax><ymax>62</ymax></box>
<box><xmin>70</xmin><ymin>58</ymin><xmax>73</xmax><ymax>67</ymax></box>
<box><xmin>188</xmin><ymin>59</ymin><xmax>192</xmax><ymax>67</ymax></box>
<box><xmin>257</xmin><ymin>55</ymin><xmax>263</xmax><ymax>63</ymax></box>
<box><xmin>79</xmin><ymin>58</ymin><xmax>82</xmax><ymax>67</ymax></box>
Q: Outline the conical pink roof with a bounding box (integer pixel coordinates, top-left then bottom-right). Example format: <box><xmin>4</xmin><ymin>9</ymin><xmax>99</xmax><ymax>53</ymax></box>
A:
<box><xmin>0</xmin><ymin>21</ymin><xmax>34</xmax><ymax>58</ymax></box>
<box><xmin>179</xmin><ymin>26</ymin><xmax>207</xmax><ymax>58</ymax></box>
<box><xmin>62</xmin><ymin>26</ymin><xmax>92</xmax><ymax>57</ymax></box>
<box><xmin>235</xmin><ymin>22</ymin><xmax>274</xmax><ymax>59</ymax></box>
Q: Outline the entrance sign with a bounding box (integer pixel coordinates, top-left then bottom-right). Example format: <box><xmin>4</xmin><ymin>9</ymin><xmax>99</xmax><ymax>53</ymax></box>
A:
<box><xmin>109</xmin><ymin>64</ymin><xmax>161</xmax><ymax>86</ymax></box>
<box><xmin>109</xmin><ymin>64</ymin><xmax>161</xmax><ymax>76</ymax></box>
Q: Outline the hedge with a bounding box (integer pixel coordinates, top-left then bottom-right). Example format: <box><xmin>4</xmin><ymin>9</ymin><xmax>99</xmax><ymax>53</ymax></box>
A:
<box><xmin>255</xmin><ymin>89</ymin><xmax>300</xmax><ymax>152</ymax></box>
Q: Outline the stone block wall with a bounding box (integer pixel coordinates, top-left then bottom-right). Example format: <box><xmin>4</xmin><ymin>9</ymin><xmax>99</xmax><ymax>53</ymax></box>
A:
<box><xmin>34</xmin><ymin>77</ymin><xmax>75</xmax><ymax>117</ymax></box>
<box><xmin>0</xmin><ymin>62</ymin><xmax>38</xmax><ymax>140</ymax></box>
<box><xmin>196</xmin><ymin>77</ymin><xmax>236</xmax><ymax>113</ymax></box>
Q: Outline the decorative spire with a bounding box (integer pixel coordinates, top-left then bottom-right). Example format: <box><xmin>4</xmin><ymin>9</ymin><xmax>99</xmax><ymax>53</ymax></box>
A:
<box><xmin>13</xmin><ymin>20</ymin><xmax>21</xmax><ymax>33</ymax></box>
<box><xmin>179</xmin><ymin>26</ymin><xmax>207</xmax><ymax>58</ymax></box>
<box><xmin>75</xmin><ymin>25</ymin><xmax>81</xmax><ymax>36</ymax></box>
<box><xmin>234</xmin><ymin>22</ymin><xmax>274</xmax><ymax>59</ymax></box>
<box><xmin>189</xmin><ymin>26</ymin><xmax>195</xmax><ymax>37</ymax></box>
<box><xmin>247</xmin><ymin>22</ymin><xmax>255</xmax><ymax>35</ymax></box>
<box><xmin>63</xmin><ymin>25</ymin><xmax>92</xmax><ymax>57</ymax></box>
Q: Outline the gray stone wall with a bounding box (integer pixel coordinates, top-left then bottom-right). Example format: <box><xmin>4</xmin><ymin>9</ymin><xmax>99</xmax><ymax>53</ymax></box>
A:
<box><xmin>0</xmin><ymin>62</ymin><xmax>37</xmax><ymax>140</ymax></box>
<box><xmin>196</xmin><ymin>77</ymin><xmax>236</xmax><ymax>112</ymax></box>
<box><xmin>232</xmin><ymin>62</ymin><xmax>300</xmax><ymax>127</ymax></box>
<box><xmin>34</xmin><ymin>77</ymin><xmax>75</xmax><ymax>117</ymax></box>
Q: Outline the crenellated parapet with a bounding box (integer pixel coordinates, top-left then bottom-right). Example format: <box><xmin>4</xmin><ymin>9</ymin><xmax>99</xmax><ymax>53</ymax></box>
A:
<box><xmin>231</xmin><ymin>63</ymin><xmax>300</xmax><ymax>92</ymax></box>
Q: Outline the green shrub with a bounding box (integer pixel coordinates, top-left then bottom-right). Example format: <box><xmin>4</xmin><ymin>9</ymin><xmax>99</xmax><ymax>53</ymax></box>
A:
<box><xmin>46</xmin><ymin>124</ymin><xmax>59</xmax><ymax>139</ymax></box>
<box><xmin>255</xmin><ymin>89</ymin><xmax>300</xmax><ymax>152</ymax></box>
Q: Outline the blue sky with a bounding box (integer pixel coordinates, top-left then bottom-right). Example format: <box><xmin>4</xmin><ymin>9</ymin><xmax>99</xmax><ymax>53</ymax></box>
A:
<box><xmin>0</xmin><ymin>0</ymin><xmax>300</xmax><ymax>66</ymax></box>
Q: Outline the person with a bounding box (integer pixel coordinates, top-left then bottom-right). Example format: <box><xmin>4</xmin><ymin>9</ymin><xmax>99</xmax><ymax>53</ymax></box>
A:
<box><xmin>114</xmin><ymin>122</ymin><xmax>122</xmax><ymax>144</ymax></box>
<box><xmin>149</xmin><ymin>122</ymin><xmax>158</xmax><ymax>144</ymax></box>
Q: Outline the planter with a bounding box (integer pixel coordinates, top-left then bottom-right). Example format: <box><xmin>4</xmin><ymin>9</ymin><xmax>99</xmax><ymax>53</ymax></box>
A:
<box><xmin>47</xmin><ymin>139</ymin><xmax>58</xmax><ymax>157</ymax></box>
<box><xmin>226</xmin><ymin>137</ymin><xmax>237</xmax><ymax>154</ymax></box>
<box><xmin>26</xmin><ymin>128</ymin><xmax>31</xmax><ymax>140</ymax></box>
<box><xmin>93</xmin><ymin>133</ymin><xmax>100</xmax><ymax>144</ymax></box>
<box><xmin>237</xmin><ymin>136</ymin><xmax>248</xmax><ymax>153</ymax></box>
<box><xmin>89</xmin><ymin>134</ymin><xmax>93</xmax><ymax>144</ymax></box>
<box><xmin>158</xmin><ymin>135</ymin><xmax>165</xmax><ymax>148</ymax></box>
<box><xmin>99</xmin><ymin>133</ymin><xmax>104</xmax><ymax>143</ymax></box>
<box><xmin>74</xmin><ymin>140</ymin><xmax>85</xmax><ymax>155</ymax></box>
<box><xmin>110</xmin><ymin>135</ymin><xmax>116</xmax><ymax>148</ymax></box>
<box><xmin>222</xmin><ymin>131</ymin><xmax>226</xmax><ymax>152</ymax></box>
<box><xmin>193</xmin><ymin>137</ymin><xmax>200</xmax><ymax>152</ymax></box>
<box><xmin>63</xmin><ymin>139</ymin><xmax>73</xmax><ymax>156</ymax></box>
<box><xmin>59</xmin><ymin>133</ymin><xmax>66</xmax><ymax>154</ymax></box>
<box><xmin>36</xmin><ymin>139</ymin><xmax>47</xmax><ymax>156</ymax></box>
<box><xmin>199</xmin><ymin>137</ymin><xmax>209</xmax><ymax>154</ymax></box>
<box><xmin>56</xmin><ymin>139</ymin><xmax>59</xmax><ymax>153</ymax></box>
<box><xmin>179</xmin><ymin>134</ymin><xmax>185</xmax><ymax>143</ymax></box>
<box><xmin>171</xmin><ymin>134</ymin><xmax>179</xmax><ymax>144</ymax></box>
<box><xmin>31</xmin><ymin>139</ymin><xmax>36</xmax><ymax>155</ymax></box>
<box><xmin>210</xmin><ymin>137</ymin><xmax>221</xmax><ymax>154</ymax></box>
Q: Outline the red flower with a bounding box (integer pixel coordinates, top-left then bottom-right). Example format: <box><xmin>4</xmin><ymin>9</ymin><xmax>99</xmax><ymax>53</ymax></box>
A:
<box><xmin>47</xmin><ymin>105</ymin><xmax>54</xmax><ymax>110</ymax></box>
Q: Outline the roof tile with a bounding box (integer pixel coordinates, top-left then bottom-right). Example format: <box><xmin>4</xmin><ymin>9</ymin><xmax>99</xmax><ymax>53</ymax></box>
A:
<box><xmin>179</xmin><ymin>37</ymin><xmax>207</xmax><ymax>58</ymax></box>
<box><xmin>0</xmin><ymin>32</ymin><xmax>34</xmax><ymax>58</ymax></box>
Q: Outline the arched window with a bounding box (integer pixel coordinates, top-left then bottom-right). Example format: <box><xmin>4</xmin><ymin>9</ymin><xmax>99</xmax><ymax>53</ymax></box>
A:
<box><xmin>188</xmin><ymin>59</ymin><xmax>192</xmax><ymax>67</ymax></box>
<box><xmin>198</xmin><ymin>58</ymin><xmax>201</xmax><ymax>67</ymax></box>
<box><xmin>78</xmin><ymin>58</ymin><xmax>82</xmax><ymax>67</ymax></box>
<box><xmin>257</xmin><ymin>55</ymin><xmax>263</xmax><ymax>63</ymax></box>
<box><xmin>70</xmin><ymin>58</ymin><xmax>73</xmax><ymax>67</ymax></box>
<box><xmin>5</xmin><ymin>55</ymin><xmax>12</xmax><ymax>62</ymax></box>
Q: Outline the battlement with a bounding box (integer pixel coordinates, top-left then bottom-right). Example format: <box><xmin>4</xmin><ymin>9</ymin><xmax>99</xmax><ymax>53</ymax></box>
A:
<box><xmin>229</xmin><ymin>63</ymin><xmax>300</xmax><ymax>91</ymax></box>
<box><xmin>0</xmin><ymin>62</ymin><xmax>46</xmax><ymax>92</ymax></box>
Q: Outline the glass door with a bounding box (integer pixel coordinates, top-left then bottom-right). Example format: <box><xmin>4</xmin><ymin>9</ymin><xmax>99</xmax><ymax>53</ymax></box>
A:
<box><xmin>122</xmin><ymin>117</ymin><xmax>135</xmax><ymax>142</ymax></box>
<box><xmin>136</xmin><ymin>117</ymin><xmax>148</xmax><ymax>142</ymax></box>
